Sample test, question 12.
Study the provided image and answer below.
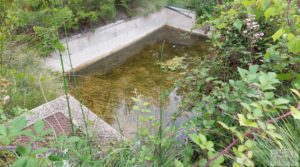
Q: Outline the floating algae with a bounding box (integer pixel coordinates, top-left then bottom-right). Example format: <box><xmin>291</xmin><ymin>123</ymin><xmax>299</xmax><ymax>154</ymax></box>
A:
<box><xmin>70</xmin><ymin>42</ymin><xmax>208</xmax><ymax>138</ymax></box>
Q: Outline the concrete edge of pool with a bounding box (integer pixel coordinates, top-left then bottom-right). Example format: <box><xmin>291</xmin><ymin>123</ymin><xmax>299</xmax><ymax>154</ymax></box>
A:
<box><xmin>14</xmin><ymin>7</ymin><xmax>206</xmax><ymax>148</ymax></box>
<box><xmin>14</xmin><ymin>95</ymin><xmax>123</xmax><ymax>149</ymax></box>
<box><xmin>44</xmin><ymin>7</ymin><xmax>206</xmax><ymax>73</ymax></box>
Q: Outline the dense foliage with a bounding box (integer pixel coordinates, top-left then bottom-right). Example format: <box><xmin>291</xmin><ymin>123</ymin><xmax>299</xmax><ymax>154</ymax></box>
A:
<box><xmin>1</xmin><ymin>0</ymin><xmax>300</xmax><ymax>166</ymax></box>
<box><xmin>177</xmin><ymin>0</ymin><xmax>300</xmax><ymax>166</ymax></box>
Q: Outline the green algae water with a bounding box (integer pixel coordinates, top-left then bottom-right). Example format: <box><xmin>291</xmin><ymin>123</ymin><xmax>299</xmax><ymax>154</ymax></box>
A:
<box><xmin>70</xmin><ymin>28</ymin><xmax>208</xmax><ymax>138</ymax></box>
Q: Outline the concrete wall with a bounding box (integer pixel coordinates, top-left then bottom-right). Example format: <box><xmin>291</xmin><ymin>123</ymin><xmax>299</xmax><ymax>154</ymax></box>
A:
<box><xmin>45</xmin><ymin>7</ymin><xmax>204</xmax><ymax>73</ymax></box>
<box><xmin>19</xmin><ymin>95</ymin><xmax>122</xmax><ymax>148</ymax></box>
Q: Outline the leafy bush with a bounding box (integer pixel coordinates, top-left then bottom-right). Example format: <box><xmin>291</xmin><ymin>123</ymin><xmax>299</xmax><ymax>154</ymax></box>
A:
<box><xmin>1</xmin><ymin>45</ymin><xmax>62</xmax><ymax>121</ymax></box>
<box><xmin>177</xmin><ymin>0</ymin><xmax>300</xmax><ymax>166</ymax></box>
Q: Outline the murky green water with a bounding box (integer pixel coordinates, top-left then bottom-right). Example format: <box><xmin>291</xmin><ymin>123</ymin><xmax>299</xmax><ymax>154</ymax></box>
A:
<box><xmin>70</xmin><ymin>37</ymin><xmax>208</xmax><ymax>138</ymax></box>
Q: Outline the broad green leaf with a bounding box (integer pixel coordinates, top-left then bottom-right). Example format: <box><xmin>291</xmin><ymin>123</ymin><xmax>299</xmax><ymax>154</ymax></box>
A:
<box><xmin>264</xmin><ymin>7</ymin><xmax>275</xmax><ymax>19</ymax></box>
<box><xmin>206</xmin><ymin>141</ymin><xmax>214</xmax><ymax>151</ymax></box>
<box><xmin>241</xmin><ymin>103</ymin><xmax>251</xmax><ymax>112</ymax></box>
<box><xmin>12</xmin><ymin>157</ymin><xmax>27</xmax><ymax>167</ymax></box>
<box><xmin>261</xmin><ymin>0</ymin><xmax>270</xmax><ymax>10</ymax></box>
<box><xmin>264</xmin><ymin>92</ymin><xmax>274</xmax><ymax>100</ymax></box>
<box><xmin>258</xmin><ymin>72</ymin><xmax>279</xmax><ymax>91</ymax></box>
<box><xmin>292</xmin><ymin>77</ymin><xmax>300</xmax><ymax>89</ymax></box>
<box><xmin>199</xmin><ymin>134</ymin><xmax>207</xmax><ymax>144</ymax></box>
<box><xmin>16</xmin><ymin>146</ymin><xmax>26</xmax><ymax>156</ymax></box>
<box><xmin>258</xmin><ymin>121</ymin><xmax>266</xmax><ymax>130</ymax></box>
<box><xmin>0</xmin><ymin>125</ymin><xmax>7</xmax><ymax>135</ymax></box>
<box><xmin>228</xmin><ymin>9</ymin><xmax>237</xmax><ymax>16</ymax></box>
<box><xmin>241</xmin><ymin>0</ymin><xmax>256</xmax><ymax>7</ymax></box>
<box><xmin>34</xmin><ymin>120</ymin><xmax>44</xmax><ymax>134</ymax></box>
<box><xmin>0</xmin><ymin>136</ymin><xmax>10</xmax><ymax>145</ymax></box>
<box><xmin>66</xmin><ymin>136</ymin><xmax>80</xmax><ymax>143</ymax></box>
<box><xmin>288</xmin><ymin>37</ymin><xmax>300</xmax><ymax>53</ymax></box>
<box><xmin>25</xmin><ymin>158</ymin><xmax>38</xmax><ymax>167</ymax></box>
<box><xmin>216</xmin><ymin>23</ymin><xmax>226</xmax><ymax>29</ymax></box>
<box><xmin>287</xmin><ymin>33</ymin><xmax>295</xmax><ymax>40</ymax></box>
<box><xmin>291</xmin><ymin>106</ymin><xmax>300</xmax><ymax>120</ymax></box>
<box><xmin>253</xmin><ymin>109</ymin><xmax>263</xmax><ymax>117</ymax></box>
<box><xmin>31</xmin><ymin>147</ymin><xmax>48</xmax><ymax>155</ymax></box>
<box><xmin>12</xmin><ymin>116</ymin><xmax>27</xmax><ymax>132</ymax></box>
<box><xmin>245</xmin><ymin>140</ymin><xmax>255</xmax><ymax>148</ymax></box>
<box><xmin>233</xmin><ymin>162</ymin><xmax>241</xmax><ymax>167</ymax></box>
<box><xmin>277</xmin><ymin>73</ymin><xmax>293</xmax><ymax>81</ymax></box>
<box><xmin>237</xmin><ymin>67</ymin><xmax>248</xmax><ymax>79</ymax></box>
<box><xmin>267</xmin><ymin>124</ymin><xmax>276</xmax><ymax>130</ymax></box>
<box><xmin>233</xmin><ymin>19</ymin><xmax>243</xmax><ymax>31</ymax></box>
<box><xmin>249</xmin><ymin>65</ymin><xmax>259</xmax><ymax>74</ymax></box>
<box><xmin>210</xmin><ymin>155</ymin><xmax>224</xmax><ymax>166</ymax></box>
<box><xmin>238</xmin><ymin>114</ymin><xmax>258</xmax><ymax>128</ymax></box>
<box><xmin>272</xmin><ymin>29</ymin><xmax>285</xmax><ymax>41</ymax></box>
<box><xmin>274</xmin><ymin>98</ymin><xmax>289</xmax><ymax>105</ymax></box>
<box><xmin>199</xmin><ymin>158</ymin><xmax>207</xmax><ymax>167</ymax></box>
<box><xmin>174</xmin><ymin>159</ymin><xmax>184</xmax><ymax>167</ymax></box>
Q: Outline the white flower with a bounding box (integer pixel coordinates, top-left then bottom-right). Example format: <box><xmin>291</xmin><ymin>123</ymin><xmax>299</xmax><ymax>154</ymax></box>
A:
<box><xmin>3</xmin><ymin>96</ymin><xmax>10</xmax><ymax>104</ymax></box>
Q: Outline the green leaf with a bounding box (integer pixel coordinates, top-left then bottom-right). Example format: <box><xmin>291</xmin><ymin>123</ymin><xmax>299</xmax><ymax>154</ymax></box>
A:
<box><xmin>206</xmin><ymin>141</ymin><xmax>214</xmax><ymax>151</ymax></box>
<box><xmin>16</xmin><ymin>146</ymin><xmax>27</xmax><ymax>156</ymax></box>
<box><xmin>66</xmin><ymin>136</ymin><xmax>80</xmax><ymax>143</ymax></box>
<box><xmin>31</xmin><ymin>147</ymin><xmax>48</xmax><ymax>155</ymax></box>
<box><xmin>233</xmin><ymin>19</ymin><xmax>243</xmax><ymax>31</ymax></box>
<box><xmin>12</xmin><ymin>157</ymin><xmax>27</xmax><ymax>167</ymax></box>
<box><xmin>0</xmin><ymin>125</ymin><xmax>7</xmax><ymax>135</ymax></box>
<box><xmin>287</xmin><ymin>33</ymin><xmax>295</xmax><ymax>40</ymax></box>
<box><xmin>12</xmin><ymin>116</ymin><xmax>27</xmax><ymax>132</ymax></box>
<box><xmin>233</xmin><ymin>162</ymin><xmax>241</xmax><ymax>167</ymax></box>
<box><xmin>237</xmin><ymin>67</ymin><xmax>248</xmax><ymax>79</ymax></box>
<box><xmin>292</xmin><ymin>77</ymin><xmax>300</xmax><ymax>89</ymax></box>
<box><xmin>264</xmin><ymin>7</ymin><xmax>275</xmax><ymax>19</ymax></box>
<box><xmin>199</xmin><ymin>158</ymin><xmax>207</xmax><ymax>167</ymax></box>
<box><xmin>291</xmin><ymin>89</ymin><xmax>300</xmax><ymax>99</ymax></box>
<box><xmin>48</xmin><ymin>154</ymin><xmax>63</xmax><ymax>162</ymax></box>
<box><xmin>25</xmin><ymin>158</ymin><xmax>38</xmax><ymax>167</ymax></box>
<box><xmin>258</xmin><ymin>72</ymin><xmax>280</xmax><ymax>91</ymax></box>
<box><xmin>218</xmin><ymin>121</ymin><xmax>229</xmax><ymax>130</ymax></box>
<box><xmin>272</xmin><ymin>29</ymin><xmax>285</xmax><ymax>41</ymax></box>
<box><xmin>261</xmin><ymin>0</ymin><xmax>270</xmax><ymax>10</ymax></box>
<box><xmin>288</xmin><ymin>37</ymin><xmax>300</xmax><ymax>54</ymax></box>
<box><xmin>34</xmin><ymin>120</ymin><xmax>44</xmax><ymax>134</ymax></box>
<box><xmin>291</xmin><ymin>106</ymin><xmax>300</xmax><ymax>120</ymax></box>
<box><xmin>241</xmin><ymin>103</ymin><xmax>251</xmax><ymax>112</ymax></box>
<box><xmin>277</xmin><ymin>73</ymin><xmax>293</xmax><ymax>81</ymax></box>
<box><xmin>198</xmin><ymin>134</ymin><xmax>207</xmax><ymax>144</ymax></box>
<box><xmin>238</xmin><ymin>114</ymin><xmax>258</xmax><ymax>128</ymax></box>
<box><xmin>0</xmin><ymin>136</ymin><xmax>10</xmax><ymax>145</ymax></box>
<box><xmin>210</xmin><ymin>155</ymin><xmax>224</xmax><ymax>166</ymax></box>
<box><xmin>174</xmin><ymin>159</ymin><xmax>184</xmax><ymax>167</ymax></box>
<box><xmin>274</xmin><ymin>98</ymin><xmax>289</xmax><ymax>105</ymax></box>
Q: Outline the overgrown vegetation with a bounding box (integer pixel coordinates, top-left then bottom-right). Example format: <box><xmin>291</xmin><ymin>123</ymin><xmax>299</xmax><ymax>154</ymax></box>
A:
<box><xmin>1</xmin><ymin>0</ymin><xmax>300</xmax><ymax>166</ymax></box>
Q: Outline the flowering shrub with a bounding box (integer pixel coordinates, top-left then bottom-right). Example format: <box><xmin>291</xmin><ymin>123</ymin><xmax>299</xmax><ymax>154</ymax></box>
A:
<box><xmin>0</xmin><ymin>78</ymin><xmax>9</xmax><ymax>104</ymax></box>
<box><xmin>176</xmin><ymin>0</ymin><xmax>300</xmax><ymax>166</ymax></box>
<box><xmin>0</xmin><ymin>77</ymin><xmax>10</xmax><ymax>121</ymax></box>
